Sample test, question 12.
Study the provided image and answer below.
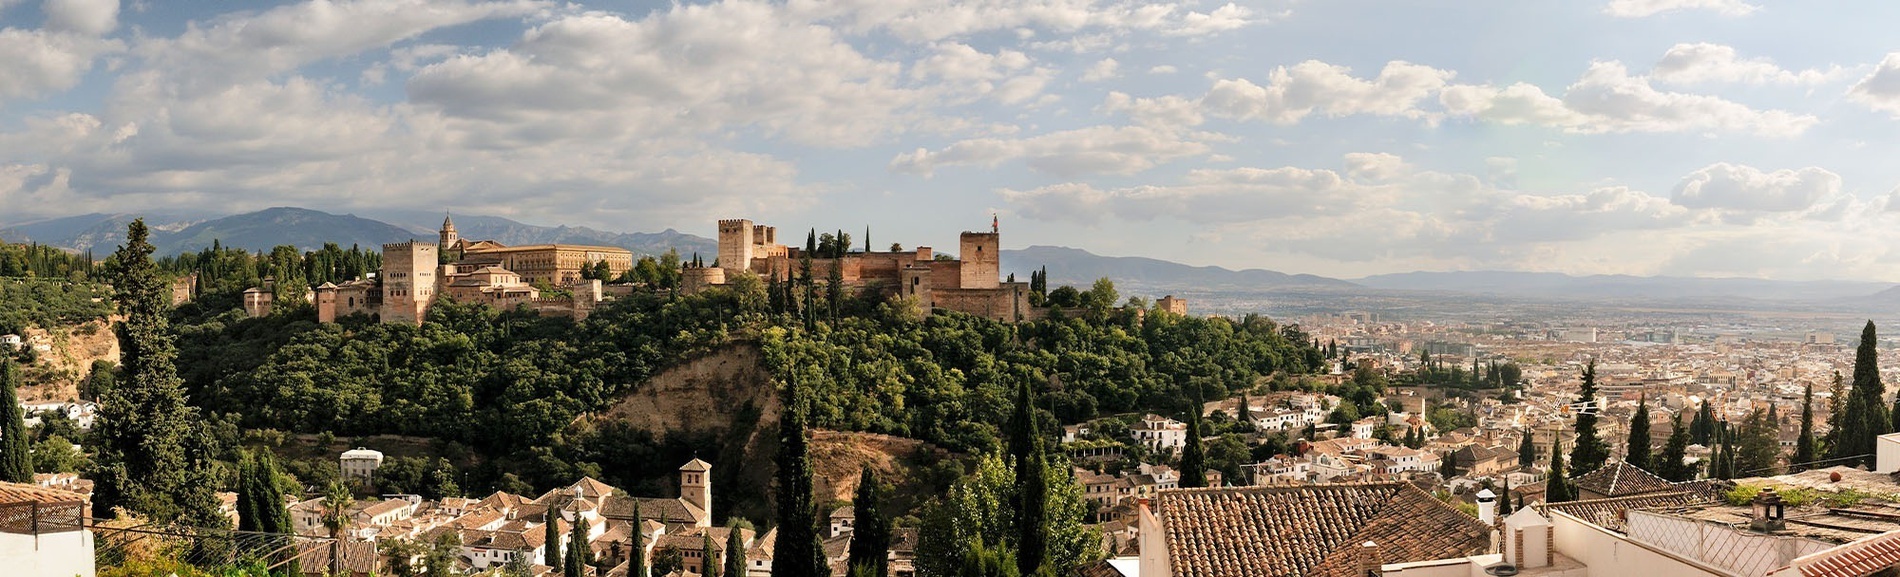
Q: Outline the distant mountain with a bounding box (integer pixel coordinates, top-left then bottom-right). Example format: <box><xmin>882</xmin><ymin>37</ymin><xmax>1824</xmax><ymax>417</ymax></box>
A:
<box><xmin>1001</xmin><ymin>245</ymin><xmax>1356</xmax><ymax>291</ymax></box>
<box><xmin>150</xmin><ymin>207</ymin><xmax>420</xmax><ymax>255</ymax></box>
<box><xmin>429</xmin><ymin>214</ymin><xmax>716</xmax><ymax>258</ymax></box>
<box><xmin>1355</xmin><ymin>271</ymin><xmax>1894</xmax><ymax>302</ymax></box>
<box><xmin>0</xmin><ymin>211</ymin><xmax>205</xmax><ymax>252</ymax></box>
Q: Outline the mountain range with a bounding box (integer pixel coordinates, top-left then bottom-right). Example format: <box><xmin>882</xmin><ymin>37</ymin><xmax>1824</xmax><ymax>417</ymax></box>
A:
<box><xmin>4</xmin><ymin>207</ymin><xmax>1897</xmax><ymax>305</ymax></box>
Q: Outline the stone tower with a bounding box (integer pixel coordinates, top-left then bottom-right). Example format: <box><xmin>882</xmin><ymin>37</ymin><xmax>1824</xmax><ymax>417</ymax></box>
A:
<box><xmin>439</xmin><ymin>214</ymin><xmax>459</xmax><ymax>254</ymax></box>
<box><xmin>717</xmin><ymin>219</ymin><xmax>754</xmax><ymax>275</ymax></box>
<box><xmin>381</xmin><ymin>241</ymin><xmax>438</xmax><ymax>326</ymax></box>
<box><xmin>959</xmin><ymin>231</ymin><xmax>1000</xmax><ymax>289</ymax></box>
<box><xmin>314</xmin><ymin>282</ymin><xmax>338</xmax><ymax>323</ymax></box>
<box><xmin>679</xmin><ymin>458</ymin><xmax>713</xmax><ymax>528</ymax></box>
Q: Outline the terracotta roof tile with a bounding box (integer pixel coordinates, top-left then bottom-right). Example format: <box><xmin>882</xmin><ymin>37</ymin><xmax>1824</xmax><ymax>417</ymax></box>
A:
<box><xmin>1152</xmin><ymin>482</ymin><xmax>1489</xmax><ymax>577</ymax></box>
<box><xmin>1538</xmin><ymin>491</ymin><xmax>1711</xmax><ymax>531</ymax></box>
<box><xmin>1573</xmin><ymin>460</ymin><xmax>1676</xmax><ymax>498</ymax></box>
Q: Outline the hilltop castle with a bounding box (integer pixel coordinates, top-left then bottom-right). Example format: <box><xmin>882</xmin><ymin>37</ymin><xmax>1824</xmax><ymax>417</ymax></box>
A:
<box><xmin>683</xmin><ymin>217</ymin><xmax>1040</xmax><ymax>322</ymax></box>
<box><xmin>243</xmin><ymin>216</ymin><xmax>634</xmax><ymax>325</ymax></box>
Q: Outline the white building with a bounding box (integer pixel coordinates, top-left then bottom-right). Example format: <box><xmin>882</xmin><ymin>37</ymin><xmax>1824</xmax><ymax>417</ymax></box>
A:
<box><xmin>1132</xmin><ymin>414</ymin><xmax>1188</xmax><ymax>453</ymax></box>
<box><xmin>0</xmin><ymin>482</ymin><xmax>95</xmax><ymax>577</ymax></box>
<box><xmin>340</xmin><ymin>447</ymin><xmax>384</xmax><ymax>481</ymax></box>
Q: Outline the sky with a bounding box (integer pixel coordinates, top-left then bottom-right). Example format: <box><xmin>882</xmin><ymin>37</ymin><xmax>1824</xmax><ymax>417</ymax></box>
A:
<box><xmin>3</xmin><ymin>0</ymin><xmax>1900</xmax><ymax>281</ymax></box>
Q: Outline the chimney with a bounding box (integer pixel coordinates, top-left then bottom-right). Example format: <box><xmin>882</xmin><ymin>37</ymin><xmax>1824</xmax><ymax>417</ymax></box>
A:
<box><xmin>1358</xmin><ymin>541</ymin><xmax>1383</xmax><ymax>576</ymax></box>
<box><xmin>1476</xmin><ymin>488</ymin><xmax>1497</xmax><ymax>525</ymax></box>
<box><xmin>1750</xmin><ymin>487</ymin><xmax>1786</xmax><ymax>533</ymax></box>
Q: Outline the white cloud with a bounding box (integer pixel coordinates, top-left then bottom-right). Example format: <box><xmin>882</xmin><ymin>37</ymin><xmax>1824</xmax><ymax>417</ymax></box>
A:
<box><xmin>1149</xmin><ymin>65</ymin><xmax>1177</xmax><ymax>74</ymax></box>
<box><xmin>1651</xmin><ymin>43</ymin><xmax>1841</xmax><ymax>85</ymax></box>
<box><xmin>141</xmin><ymin>0</ymin><xmax>545</xmax><ymax>90</ymax></box>
<box><xmin>1848</xmin><ymin>53</ymin><xmax>1900</xmax><ymax>117</ymax></box>
<box><xmin>784</xmin><ymin>0</ymin><xmax>1260</xmax><ymax>42</ymax></box>
<box><xmin>889</xmin><ymin>124</ymin><xmax>1211</xmax><ymax>177</ymax></box>
<box><xmin>1671</xmin><ymin>162</ymin><xmax>1840</xmax><ymax>214</ymax></box>
<box><xmin>1100</xmin><ymin>91</ymin><xmax>1203</xmax><ymax>127</ymax></box>
<box><xmin>1080</xmin><ymin>57</ymin><xmax>1119</xmax><ymax>82</ymax></box>
<box><xmin>1603</xmin><ymin>0</ymin><xmax>1758</xmax><ymax>18</ymax></box>
<box><xmin>0</xmin><ymin>27</ymin><xmax>122</xmax><ymax>105</ymax></box>
<box><xmin>1202</xmin><ymin>60</ymin><xmax>1456</xmax><ymax>124</ymax></box>
<box><xmin>41</xmin><ymin>0</ymin><xmax>118</xmax><ymax>35</ymax></box>
<box><xmin>1444</xmin><ymin>61</ymin><xmax>1816</xmax><ymax>136</ymax></box>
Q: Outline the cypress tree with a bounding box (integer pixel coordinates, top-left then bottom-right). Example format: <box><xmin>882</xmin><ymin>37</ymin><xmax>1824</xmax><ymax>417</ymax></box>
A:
<box><xmin>1498</xmin><ymin>478</ymin><xmax>1513</xmax><ymax>515</ymax></box>
<box><xmin>94</xmin><ymin>219</ymin><xmax>199</xmax><ymax>521</ymax></box>
<box><xmin>630</xmin><ymin>505</ymin><xmax>647</xmax><ymax>577</ymax></box>
<box><xmin>545</xmin><ymin>515</ymin><xmax>562</xmax><ymax>569</ymax></box>
<box><xmin>701</xmin><ymin>533</ymin><xmax>719</xmax><ymax>577</ymax></box>
<box><xmin>1830</xmin><ymin>321</ymin><xmax>1888</xmax><ymax>468</ymax></box>
<box><xmin>0</xmin><ymin>358</ymin><xmax>33</xmax><ymax>483</ymax></box>
<box><xmin>1825</xmin><ymin>371</ymin><xmax>1846</xmax><ymax>453</ymax></box>
<box><xmin>772</xmin><ymin>381</ymin><xmax>825</xmax><ymax>577</ymax></box>
<box><xmin>566</xmin><ymin>515</ymin><xmax>590</xmax><ymax>576</ymax></box>
<box><xmin>847</xmin><ymin>467</ymin><xmax>891</xmax><ymax>577</ymax></box>
<box><xmin>1546</xmin><ymin>438</ymin><xmax>1574</xmax><ymax>503</ymax></box>
<box><xmin>1569</xmin><ymin>360</ymin><xmax>1609</xmax><ymax>477</ymax></box>
<box><xmin>724</xmin><ymin>520</ymin><xmax>747</xmax><ymax>577</ymax></box>
<box><xmin>1179</xmin><ymin>401</ymin><xmax>1207</xmax><ymax>488</ymax></box>
<box><xmin>1626</xmin><ymin>394</ymin><xmax>1652</xmax><ymax>473</ymax></box>
<box><xmin>1658</xmin><ymin>410</ymin><xmax>1692</xmax><ymax>482</ymax></box>
<box><xmin>1012</xmin><ymin>381</ymin><xmax>1049</xmax><ymax>575</ymax></box>
<box><xmin>1794</xmin><ymin>383</ymin><xmax>1817</xmax><ymax>473</ymax></box>
<box><xmin>1517</xmin><ymin>428</ymin><xmax>1537</xmax><ymax>468</ymax></box>
<box><xmin>1690</xmin><ymin>402</ymin><xmax>1715</xmax><ymax>446</ymax></box>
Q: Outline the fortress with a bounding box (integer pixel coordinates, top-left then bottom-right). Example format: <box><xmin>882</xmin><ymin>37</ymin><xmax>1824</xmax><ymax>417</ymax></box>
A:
<box><xmin>686</xmin><ymin>217</ymin><xmax>1040</xmax><ymax>322</ymax></box>
<box><xmin>243</xmin><ymin>216</ymin><xmax>632</xmax><ymax>325</ymax></box>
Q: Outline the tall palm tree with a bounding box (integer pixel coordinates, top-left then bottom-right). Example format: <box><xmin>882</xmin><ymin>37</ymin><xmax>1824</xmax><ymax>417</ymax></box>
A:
<box><xmin>320</xmin><ymin>481</ymin><xmax>355</xmax><ymax>540</ymax></box>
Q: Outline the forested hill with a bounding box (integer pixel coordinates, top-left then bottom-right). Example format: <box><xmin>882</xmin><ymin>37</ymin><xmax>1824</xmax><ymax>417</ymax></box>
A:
<box><xmin>169</xmin><ymin>275</ymin><xmax>1325</xmax><ymax>499</ymax></box>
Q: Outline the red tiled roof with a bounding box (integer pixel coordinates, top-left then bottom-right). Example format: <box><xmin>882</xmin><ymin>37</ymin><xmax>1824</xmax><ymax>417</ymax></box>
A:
<box><xmin>1573</xmin><ymin>460</ymin><xmax>1676</xmax><ymax>498</ymax></box>
<box><xmin>1797</xmin><ymin>531</ymin><xmax>1900</xmax><ymax>577</ymax></box>
<box><xmin>1152</xmin><ymin>482</ymin><xmax>1490</xmax><ymax>577</ymax></box>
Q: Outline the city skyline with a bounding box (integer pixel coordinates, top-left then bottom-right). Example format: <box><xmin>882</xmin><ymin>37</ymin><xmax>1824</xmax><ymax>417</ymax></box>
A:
<box><xmin>4</xmin><ymin>0</ymin><xmax>1900</xmax><ymax>281</ymax></box>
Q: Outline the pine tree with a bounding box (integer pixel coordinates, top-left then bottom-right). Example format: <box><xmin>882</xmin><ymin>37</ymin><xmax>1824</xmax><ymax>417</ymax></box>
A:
<box><xmin>1517</xmin><ymin>428</ymin><xmax>1537</xmax><ymax>467</ymax></box>
<box><xmin>772</xmin><ymin>380</ymin><xmax>826</xmax><ymax>577</ymax></box>
<box><xmin>1794</xmin><ymin>383</ymin><xmax>1818</xmax><ymax>473</ymax></box>
<box><xmin>1736</xmin><ymin>409</ymin><xmax>1782</xmax><ymax>477</ymax></box>
<box><xmin>94</xmin><ymin>219</ymin><xmax>200</xmax><ymax>521</ymax></box>
<box><xmin>1011</xmin><ymin>381</ymin><xmax>1049</xmax><ymax>575</ymax></box>
<box><xmin>848</xmin><ymin>467</ymin><xmax>891</xmax><ymax>577</ymax></box>
<box><xmin>1569</xmin><ymin>360</ymin><xmax>1610</xmax><ymax>477</ymax></box>
<box><xmin>0</xmin><ymin>358</ymin><xmax>33</xmax><ymax>483</ymax></box>
<box><xmin>1658</xmin><ymin>410</ymin><xmax>1692</xmax><ymax>482</ymax></box>
<box><xmin>1625</xmin><ymin>394</ymin><xmax>1652</xmax><ymax>473</ymax></box>
<box><xmin>1830</xmin><ymin>321</ymin><xmax>1888</xmax><ymax>468</ymax></box>
<box><xmin>545</xmin><ymin>515</ymin><xmax>562</xmax><ymax>569</ymax></box>
<box><xmin>1546</xmin><ymin>438</ymin><xmax>1574</xmax><ymax>503</ymax></box>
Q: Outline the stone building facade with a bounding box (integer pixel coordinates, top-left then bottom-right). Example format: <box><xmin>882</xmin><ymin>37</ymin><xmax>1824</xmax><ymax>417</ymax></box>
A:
<box><xmin>248</xmin><ymin>216</ymin><xmax>617</xmax><ymax>325</ymax></box>
<box><xmin>699</xmin><ymin>218</ymin><xmax>1040</xmax><ymax>322</ymax></box>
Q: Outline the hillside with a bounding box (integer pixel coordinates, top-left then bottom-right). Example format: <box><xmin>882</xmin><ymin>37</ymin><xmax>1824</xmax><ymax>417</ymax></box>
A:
<box><xmin>594</xmin><ymin>341</ymin><xmax>955</xmax><ymax>519</ymax></box>
<box><xmin>0</xmin><ymin>211</ymin><xmax>201</xmax><ymax>252</ymax></box>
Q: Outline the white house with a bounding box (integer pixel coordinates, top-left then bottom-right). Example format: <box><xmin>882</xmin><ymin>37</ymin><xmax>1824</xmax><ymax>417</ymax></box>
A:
<box><xmin>0</xmin><ymin>481</ymin><xmax>95</xmax><ymax>577</ymax></box>
<box><xmin>340</xmin><ymin>447</ymin><xmax>384</xmax><ymax>481</ymax></box>
<box><xmin>1132</xmin><ymin>414</ymin><xmax>1188</xmax><ymax>453</ymax></box>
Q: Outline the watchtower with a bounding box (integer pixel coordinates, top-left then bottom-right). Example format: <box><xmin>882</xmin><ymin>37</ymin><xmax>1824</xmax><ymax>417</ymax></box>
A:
<box><xmin>958</xmin><ymin>231</ymin><xmax>1000</xmax><ymax>289</ymax></box>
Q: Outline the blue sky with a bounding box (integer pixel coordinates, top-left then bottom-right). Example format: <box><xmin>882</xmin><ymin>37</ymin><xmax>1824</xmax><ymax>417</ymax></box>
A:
<box><xmin>3</xmin><ymin>0</ymin><xmax>1900</xmax><ymax>280</ymax></box>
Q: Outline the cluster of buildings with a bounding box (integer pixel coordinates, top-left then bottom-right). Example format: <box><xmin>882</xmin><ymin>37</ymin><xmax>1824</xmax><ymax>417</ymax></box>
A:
<box><xmin>681</xmin><ymin>218</ymin><xmax>1039</xmax><ymax>322</ymax></box>
<box><xmin>241</xmin><ymin>216</ymin><xmax>632</xmax><ymax>325</ymax></box>
<box><xmin>283</xmin><ymin>459</ymin><xmax>914</xmax><ymax>577</ymax></box>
